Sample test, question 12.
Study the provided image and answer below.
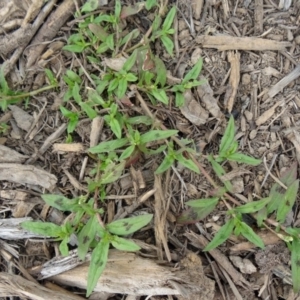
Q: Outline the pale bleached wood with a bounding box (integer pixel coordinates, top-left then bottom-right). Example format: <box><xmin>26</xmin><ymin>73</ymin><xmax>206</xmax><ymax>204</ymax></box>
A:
<box><xmin>0</xmin><ymin>273</ymin><xmax>78</xmax><ymax>300</ymax></box>
<box><xmin>0</xmin><ymin>217</ymin><xmax>45</xmax><ymax>240</ymax></box>
<box><xmin>44</xmin><ymin>250</ymin><xmax>214</xmax><ymax>299</ymax></box>
<box><xmin>0</xmin><ymin>163</ymin><xmax>57</xmax><ymax>190</ymax></box>
<box><xmin>195</xmin><ymin>35</ymin><xmax>291</xmax><ymax>51</ymax></box>
<box><xmin>267</xmin><ymin>65</ymin><xmax>300</xmax><ymax>98</ymax></box>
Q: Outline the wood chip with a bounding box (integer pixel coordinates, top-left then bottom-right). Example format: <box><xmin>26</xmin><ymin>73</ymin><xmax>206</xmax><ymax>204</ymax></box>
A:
<box><xmin>50</xmin><ymin>250</ymin><xmax>215</xmax><ymax>299</ymax></box>
<box><xmin>52</xmin><ymin>143</ymin><xmax>85</xmax><ymax>152</ymax></box>
<box><xmin>0</xmin><ymin>163</ymin><xmax>57</xmax><ymax>190</ymax></box>
<box><xmin>225</xmin><ymin>51</ymin><xmax>240</xmax><ymax>113</ymax></box>
<box><xmin>185</xmin><ymin>231</ymin><xmax>250</xmax><ymax>287</ymax></box>
<box><xmin>0</xmin><ymin>272</ymin><xmax>78</xmax><ymax>300</ymax></box>
<box><xmin>197</xmin><ymin>76</ymin><xmax>222</xmax><ymax>118</ymax></box>
<box><xmin>195</xmin><ymin>35</ymin><xmax>292</xmax><ymax>51</ymax></box>
<box><xmin>255</xmin><ymin>99</ymin><xmax>285</xmax><ymax>126</ymax></box>
<box><xmin>267</xmin><ymin>65</ymin><xmax>300</xmax><ymax>98</ymax></box>
<box><xmin>0</xmin><ymin>145</ymin><xmax>28</xmax><ymax>163</ymax></box>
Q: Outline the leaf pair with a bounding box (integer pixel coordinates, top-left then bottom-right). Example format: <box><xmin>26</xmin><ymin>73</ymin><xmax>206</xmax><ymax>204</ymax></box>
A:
<box><xmin>87</xmin><ymin>214</ymin><xmax>153</xmax><ymax>296</ymax></box>
<box><xmin>204</xmin><ymin>215</ymin><xmax>264</xmax><ymax>251</ymax></box>
<box><xmin>218</xmin><ymin>116</ymin><xmax>261</xmax><ymax>165</ymax></box>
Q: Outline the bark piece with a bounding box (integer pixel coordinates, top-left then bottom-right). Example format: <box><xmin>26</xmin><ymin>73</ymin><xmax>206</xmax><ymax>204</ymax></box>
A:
<box><xmin>267</xmin><ymin>65</ymin><xmax>300</xmax><ymax>98</ymax></box>
<box><xmin>0</xmin><ymin>272</ymin><xmax>78</xmax><ymax>300</ymax></box>
<box><xmin>0</xmin><ymin>217</ymin><xmax>45</xmax><ymax>240</ymax></box>
<box><xmin>225</xmin><ymin>51</ymin><xmax>240</xmax><ymax>113</ymax></box>
<box><xmin>0</xmin><ymin>163</ymin><xmax>57</xmax><ymax>190</ymax></box>
<box><xmin>195</xmin><ymin>35</ymin><xmax>291</xmax><ymax>51</ymax></box>
<box><xmin>26</xmin><ymin>0</ymin><xmax>76</xmax><ymax>67</ymax></box>
<box><xmin>255</xmin><ymin>99</ymin><xmax>285</xmax><ymax>126</ymax></box>
<box><xmin>254</xmin><ymin>0</ymin><xmax>264</xmax><ymax>35</ymax></box>
<box><xmin>0</xmin><ymin>145</ymin><xmax>28</xmax><ymax>163</ymax></box>
<box><xmin>154</xmin><ymin>175</ymin><xmax>171</xmax><ymax>261</ymax></box>
<box><xmin>192</xmin><ymin>0</ymin><xmax>204</xmax><ymax>19</ymax></box>
<box><xmin>185</xmin><ymin>231</ymin><xmax>250</xmax><ymax>287</ymax></box>
<box><xmin>180</xmin><ymin>90</ymin><xmax>209</xmax><ymax>125</ymax></box>
<box><xmin>49</xmin><ymin>250</ymin><xmax>215</xmax><ymax>299</ymax></box>
<box><xmin>197</xmin><ymin>76</ymin><xmax>222</xmax><ymax>118</ymax></box>
<box><xmin>229</xmin><ymin>256</ymin><xmax>257</xmax><ymax>274</ymax></box>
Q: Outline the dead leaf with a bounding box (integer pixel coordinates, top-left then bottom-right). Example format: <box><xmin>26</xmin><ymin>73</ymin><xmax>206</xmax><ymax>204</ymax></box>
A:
<box><xmin>0</xmin><ymin>145</ymin><xmax>28</xmax><ymax>163</ymax></box>
<box><xmin>180</xmin><ymin>90</ymin><xmax>208</xmax><ymax>125</ymax></box>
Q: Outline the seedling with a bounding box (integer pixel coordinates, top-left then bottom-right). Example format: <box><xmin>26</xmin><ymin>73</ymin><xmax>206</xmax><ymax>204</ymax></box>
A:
<box><xmin>22</xmin><ymin>194</ymin><xmax>153</xmax><ymax>296</ymax></box>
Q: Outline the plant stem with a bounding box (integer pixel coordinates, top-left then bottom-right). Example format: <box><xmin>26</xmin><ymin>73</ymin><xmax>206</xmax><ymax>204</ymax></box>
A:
<box><xmin>1</xmin><ymin>85</ymin><xmax>56</xmax><ymax>101</ymax></box>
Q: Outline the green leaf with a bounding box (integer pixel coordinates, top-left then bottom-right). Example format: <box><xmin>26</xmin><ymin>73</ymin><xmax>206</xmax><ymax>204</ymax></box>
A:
<box><xmin>59</xmin><ymin>237</ymin><xmax>69</xmax><ymax>256</ymax></box>
<box><xmin>176</xmin><ymin>153</ymin><xmax>200</xmax><ymax>174</ymax></box>
<box><xmin>116</xmin><ymin>77</ymin><xmax>127</xmax><ymax>99</ymax></box>
<box><xmin>155</xmin><ymin>155</ymin><xmax>175</xmax><ymax>174</ymax></box>
<box><xmin>145</xmin><ymin>0</ymin><xmax>157</xmax><ymax>10</ymax></box>
<box><xmin>21</xmin><ymin>221</ymin><xmax>62</xmax><ymax>237</ymax></box>
<box><xmin>204</xmin><ymin>218</ymin><xmax>235</xmax><ymax>251</ymax></box>
<box><xmin>150</xmin><ymin>88</ymin><xmax>168</xmax><ymax>104</ymax></box>
<box><xmin>126</xmin><ymin>73</ymin><xmax>138</xmax><ymax>82</ymax></box>
<box><xmin>162</xmin><ymin>6</ymin><xmax>176</xmax><ymax>31</ymax></box>
<box><xmin>107</xmin><ymin>214</ymin><xmax>153</xmax><ymax>236</ymax></box>
<box><xmin>208</xmin><ymin>155</ymin><xmax>226</xmax><ymax>177</ymax></box>
<box><xmin>142</xmin><ymin>145</ymin><xmax>167</xmax><ymax>155</ymax></box>
<box><xmin>0</xmin><ymin>65</ymin><xmax>9</xmax><ymax>94</ymax></box>
<box><xmin>256</xmin><ymin>207</ymin><xmax>268</xmax><ymax>227</ymax></box>
<box><xmin>239</xmin><ymin>222</ymin><xmax>264</xmax><ymax>249</ymax></box>
<box><xmin>227</xmin><ymin>153</ymin><xmax>262</xmax><ymax>166</ymax></box>
<box><xmin>78</xmin><ymin>215</ymin><xmax>97</xmax><ymax>260</ymax></box>
<box><xmin>106</xmin><ymin>34</ymin><xmax>115</xmax><ymax>50</ymax></box>
<box><xmin>291</xmin><ymin>238</ymin><xmax>300</xmax><ymax>293</ymax></box>
<box><xmin>66</xmin><ymin>70</ymin><xmax>81</xmax><ymax>83</ymax></box>
<box><xmin>234</xmin><ymin>198</ymin><xmax>271</xmax><ymax>214</ymax></box>
<box><xmin>185</xmin><ymin>197</ymin><xmax>219</xmax><ymax>208</ymax></box>
<box><xmin>123</xmin><ymin>50</ymin><xmax>138</xmax><ymax>72</ymax></box>
<box><xmin>115</xmin><ymin>0</ymin><xmax>121</xmax><ymax>18</ymax></box>
<box><xmin>182</xmin><ymin>58</ymin><xmax>203</xmax><ymax>84</ymax></box>
<box><xmin>97</xmin><ymin>43</ymin><xmax>109</xmax><ymax>54</ymax></box>
<box><xmin>219</xmin><ymin>116</ymin><xmax>235</xmax><ymax>156</ymax></box>
<box><xmin>88</xmin><ymin>24</ymin><xmax>108</xmax><ymax>42</ymax></box>
<box><xmin>111</xmin><ymin>236</ymin><xmax>141</xmax><ymax>251</ymax></box>
<box><xmin>101</xmin><ymin>161</ymin><xmax>126</xmax><ymax>184</ymax></box>
<box><xmin>72</xmin><ymin>82</ymin><xmax>81</xmax><ymax>103</ymax></box>
<box><xmin>160</xmin><ymin>35</ymin><xmax>174</xmax><ymax>56</ymax></box>
<box><xmin>119</xmin><ymin>145</ymin><xmax>136</xmax><ymax>160</ymax></box>
<box><xmin>127</xmin><ymin>116</ymin><xmax>153</xmax><ymax>126</ymax></box>
<box><xmin>177</xmin><ymin>203</ymin><xmax>217</xmax><ymax>224</ymax></box>
<box><xmin>89</xmin><ymin>138</ymin><xmax>129</xmax><ymax>153</ymax></box>
<box><xmin>63</xmin><ymin>44</ymin><xmax>86</xmax><ymax>53</ymax></box>
<box><xmin>67</xmin><ymin>116</ymin><xmax>79</xmax><ymax>134</ymax></box>
<box><xmin>109</xmin><ymin>118</ymin><xmax>122</xmax><ymax>139</ymax></box>
<box><xmin>277</xmin><ymin>180</ymin><xmax>299</xmax><ymax>223</ymax></box>
<box><xmin>41</xmin><ymin>194</ymin><xmax>79</xmax><ymax>212</ymax></box>
<box><xmin>154</xmin><ymin>56</ymin><xmax>167</xmax><ymax>87</ymax></box>
<box><xmin>108</xmin><ymin>78</ymin><xmax>119</xmax><ymax>92</ymax></box>
<box><xmin>81</xmin><ymin>0</ymin><xmax>98</xmax><ymax>12</ymax></box>
<box><xmin>140</xmin><ymin>130</ymin><xmax>177</xmax><ymax>144</ymax></box>
<box><xmin>80</xmin><ymin>102</ymin><xmax>97</xmax><ymax>119</ymax></box>
<box><xmin>175</xmin><ymin>92</ymin><xmax>185</xmax><ymax>107</ymax></box>
<box><xmin>152</xmin><ymin>15</ymin><xmax>161</xmax><ymax>32</ymax></box>
<box><xmin>87</xmin><ymin>238</ymin><xmax>109</xmax><ymax>297</ymax></box>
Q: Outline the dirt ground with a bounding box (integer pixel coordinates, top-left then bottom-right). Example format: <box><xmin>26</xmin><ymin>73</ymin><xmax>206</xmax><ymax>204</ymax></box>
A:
<box><xmin>1</xmin><ymin>0</ymin><xmax>300</xmax><ymax>299</ymax></box>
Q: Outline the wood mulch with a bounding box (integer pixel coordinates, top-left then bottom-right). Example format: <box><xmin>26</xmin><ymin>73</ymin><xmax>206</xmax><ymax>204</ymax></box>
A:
<box><xmin>1</xmin><ymin>0</ymin><xmax>300</xmax><ymax>299</ymax></box>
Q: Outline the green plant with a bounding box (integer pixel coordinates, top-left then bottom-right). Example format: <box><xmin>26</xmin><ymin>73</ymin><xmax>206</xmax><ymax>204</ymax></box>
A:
<box><xmin>0</xmin><ymin>66</ymin><xmax>57</xmax><ymax>111</ymax></box>
<box><xmin>176</xmin><ymin>117</ymin><xmax>300</xmax><ymax>293</ymax></box>
<box><xmin>21</xmin><ymin>194</ymin><xmax>153</xmax><ymax>296</ymax></box>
